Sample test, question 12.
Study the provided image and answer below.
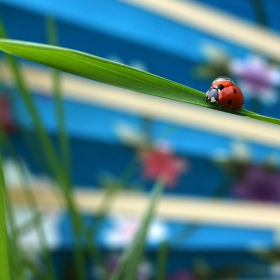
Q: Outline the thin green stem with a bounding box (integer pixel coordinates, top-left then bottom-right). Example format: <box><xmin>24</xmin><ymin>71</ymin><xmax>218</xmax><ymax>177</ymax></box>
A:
<box><xmin>0</xmin><ymin>126</ymin><xmax>57</xmax><ymax>280</ymax></box>
<box><xmin>156</xmin><ymin>241</ymin><xmax>168</xmax><ymax>280</ymax></box>
<box><xmin>0</xmin><ymin>19</ymin><xmax>86</xmax><ymax>280</ymax></box>
<box><xmin>16</xmin><ymin>173</ymin><xmax>57</xmax><ymax>280</ymax></box>
<box><xmin>0</xmin><ymin>21</ymin><xmax>86</xmax><ymax>280</ymax></box>
<box><xmin>46</xmin><ymin>16</ymin><xmax>70</xmax><ymax>175</ymax></box>
<box><xmin>251</xmin><ymin>0</ymin><xmax>267</xmax><ymax>27</ymax></box>
<box><xmin>110</xmin><ymin>177</ymin><xmax>164</xmax><ymax>280</ymax></box>
<box><xmin>0</xmin><ymin>154</ymin><xmax>11</xmax><ymax>280</ymax></box>
<box><xmin>5</xmin><ymin>192</ymin><xmax>26</xmax><ymax>280</ymax></box>
<box><xmin>85</xmin><ymin>156</ymin><xmax>140</xmax><ymax>275</ymax></box>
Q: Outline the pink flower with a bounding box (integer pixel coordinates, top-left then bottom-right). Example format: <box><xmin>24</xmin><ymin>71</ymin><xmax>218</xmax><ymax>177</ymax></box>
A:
<box><xmin>139</xmin><ymin>144</ymin><xmax>188</xmax><ymax>187</ymax></box>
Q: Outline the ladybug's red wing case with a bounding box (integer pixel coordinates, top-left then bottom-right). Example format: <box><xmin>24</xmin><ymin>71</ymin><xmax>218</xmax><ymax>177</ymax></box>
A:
<box><xmin>211</xmin><ymin>76</ymin><xmax>235</xmax><ymax>88</ymax></box>
<box><xmin>218</xmin><ymin>85</ymin><xmax>244</xmax><ymax>110</ymax></box>
<box><xmin>211</xmin><ymin>80</ymin><xmax>234</xmax><ymax>89</ymax></box>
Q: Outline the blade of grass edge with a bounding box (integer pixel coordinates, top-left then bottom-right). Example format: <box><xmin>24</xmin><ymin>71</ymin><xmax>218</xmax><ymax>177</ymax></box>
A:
<box><xmin>110</xmin><ymin>177</ymin><xmax>164</xmax><ymax>280</ymax></box>
<box><xmin>0</xmin><ymin>39</ymin><xmax>279</xmax><ymax>126</ymax></box>
<box><xmin>5</xmin><ymin>188</ymin><xmax>30</xmax><ymax>280</ymax></box>
<box><xmin>0</xmin><ymin>110</ymin><xmax>57</xmax><ymax>279</ymax></box>
<box><xmin>46</xmin><ymin>16</ymin><xmax>70</xmax><ymax>176</ymax></box>
<box><xmin>156</xmin><ymin>241</ymin><xmax>169</xmax><ymax>280</ymax></box>
<box><xmin>85</xmin><ymin>156</ymin><xmax>141</xmax><ymax>277</ymax></box>
<box><xmin>0</xmin><ymin>154</ymin><xmax>11</xmax><ymax>280</ymax></box>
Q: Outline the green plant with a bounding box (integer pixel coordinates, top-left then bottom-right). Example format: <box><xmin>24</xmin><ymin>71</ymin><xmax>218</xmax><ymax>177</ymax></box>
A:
<box><xmin>0</xmin><ymin>155</ymin><xmax>11</xmax><ymax>280</ymax></box>
<box><xmin>0</xmin><ymin>39</ymin><xmax>280</xmax><ymax>126</ymax></box>
<box><xmin>0</xmin><ymin>37</ymin><xmax>279</xmax><ymax>280</ymax></box>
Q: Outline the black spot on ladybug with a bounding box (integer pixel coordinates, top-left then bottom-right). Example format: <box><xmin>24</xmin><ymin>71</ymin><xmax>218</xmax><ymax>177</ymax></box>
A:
<box><xmin>217</xmin><ymin>84</ymin><xmax>224</xmax><ymax>90</ymax></box>
<box><xmin>233</xmin><ymin>89</ymin><xmax>237</xmax><ymax>93</ymax></box>
<box><xmin>228</xmin><ymin>100</ymin><xmax>232</xmax><ymax>105</ymax></box>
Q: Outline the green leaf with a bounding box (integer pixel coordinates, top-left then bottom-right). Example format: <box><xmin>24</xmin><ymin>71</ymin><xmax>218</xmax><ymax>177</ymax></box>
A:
<box><xmin>110</xmin><ymin>178</ymin><xmax>164</xmax><ymax>280</ymax></box>
<box><xmin>0</xmin><ymin>39</ymin><xmax>279</xmax><ymax>126</ymax></box>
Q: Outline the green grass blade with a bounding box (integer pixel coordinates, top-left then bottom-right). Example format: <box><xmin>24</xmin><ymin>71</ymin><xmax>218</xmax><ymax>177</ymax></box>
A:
<box><xmin>0</xmin><ymin>39</ymin><xmax>279</xmax><ymax>126</ymax></box>
<box><xmin>0</xmin><ymin>22</ymin><xmax>65</xmax><ymax>187</ymax></box>
<box><xmin>110</xmin><ymin>177</ymin><xmax>164</xmax><ymax>280</ymax></box>
<box><xmin>0</xmin><ymin>155</ymin><xmax>11</xmax><ymax>280</ymax></box>
<box><xmin>0</xmin><ymin>23</ymin><xmax>86</xmax><ymax>280</ymax></box>
<box><xmin>156</xmin><ymin>241</ymin><xmax>169</xmax><ymax>280</ymax></box>
<box><xmin>5</xmin><ymin>189</ymin><xmax>27</xmax><ymax>280</ymax></box>
<box><xmin>46</xmin><ymin>16</ymin><xmax>70</xmax><ymax>174</ymax></box>
<box><xmin>0</xmin><ymin>123</ymin><xmax>57</xmax><ymax>280</ymax></box>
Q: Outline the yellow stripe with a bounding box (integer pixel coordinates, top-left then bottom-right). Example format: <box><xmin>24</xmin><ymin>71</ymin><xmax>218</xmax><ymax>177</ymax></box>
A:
<box><xmin>2</xmin><ymin>62</ymin><xmax>280</xmax><ymax>148</ymax></box>
<box><xmin>8</xmin><ymin>185</ymin><xmax>280</xmax><ymax>229</ymax></box>
<box><xmin>120</xmin><ymin>0</ymin><xmax>280</xmax><ymax>60</ymax></box>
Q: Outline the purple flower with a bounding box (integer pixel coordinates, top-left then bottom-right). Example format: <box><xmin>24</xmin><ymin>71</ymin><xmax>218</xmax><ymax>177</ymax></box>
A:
<box><xmin>104</xmin><ymin>254</ymin><xmax>154</xmax><ymax>280</ymax></box>
<box><xmin>229</xmin><ymin>55</ymin><xmax>280</xmax><ymax>105</ymax></box>
<box><xmin>233</xmin><ymin>166</ymin><xmax>280</xmax><ymax>203</ymax></box>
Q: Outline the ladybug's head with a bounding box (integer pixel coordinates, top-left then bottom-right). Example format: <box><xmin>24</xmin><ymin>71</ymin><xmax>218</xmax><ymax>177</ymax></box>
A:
<box><xmin>205</xmin><ymin>88</ymin><xmax>218</xmax><ymax>103</ymax></box>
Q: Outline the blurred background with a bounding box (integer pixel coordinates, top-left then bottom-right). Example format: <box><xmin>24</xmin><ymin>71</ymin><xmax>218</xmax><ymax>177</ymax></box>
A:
<box><xmin>1</xmin><ymin>0</ymin><xmax>280</xmax><ymax>279</ymax></box>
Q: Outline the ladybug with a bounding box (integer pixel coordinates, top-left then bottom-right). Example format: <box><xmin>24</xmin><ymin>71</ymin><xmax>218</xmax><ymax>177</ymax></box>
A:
<box><xmin>205</xmin><ymin>76</ymin><xmax>244</xmax><ymax>110</ymax></box>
